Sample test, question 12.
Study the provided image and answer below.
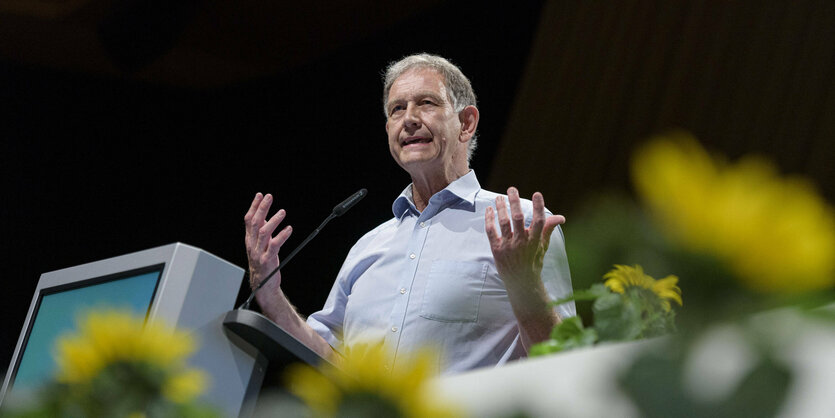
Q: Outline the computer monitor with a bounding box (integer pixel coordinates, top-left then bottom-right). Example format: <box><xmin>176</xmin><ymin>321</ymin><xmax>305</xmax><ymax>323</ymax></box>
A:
<box><xmin>0</xmin><ymin>243</ymin><xmax>263</xmax><ymax>418</ymax></box>
<box><xmin>9</xmin><ymin>265</ymin><xmax>163</xmax><ymax>394</ymax></box>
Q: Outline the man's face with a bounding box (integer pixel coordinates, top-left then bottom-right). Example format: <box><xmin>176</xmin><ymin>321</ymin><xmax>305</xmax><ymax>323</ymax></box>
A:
<box><xmin>385</xmin><ymin>68</ymin><xmax>467</xmax><ymax>177</ymax></box>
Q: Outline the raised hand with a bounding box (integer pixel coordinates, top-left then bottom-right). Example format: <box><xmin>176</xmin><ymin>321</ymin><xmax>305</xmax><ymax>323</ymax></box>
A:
<box><xmin>244</xmin><ymin>193</ymin><xmax>293</xmax><ymax>297</ymax></box>
<box><xmin>242</xmin><ymin>193</ymin><xmax>335</xmax><ymax>359</ymax></box>
<box><xmin>485</xmin><ymin>187</ymin><xmax>565</xmax><ymax>285</ymax></box>
<box><xmin>485</xmin><ymin>187</ymin><xmax>565</xmax><ymax>347</ymax></box>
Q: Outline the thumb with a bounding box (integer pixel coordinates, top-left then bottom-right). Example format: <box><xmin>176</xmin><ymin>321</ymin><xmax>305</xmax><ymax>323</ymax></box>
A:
<box><xmin>541</xmin><ymin>215</ymin><xmax>565</xmax><ymax>246</ymax></box>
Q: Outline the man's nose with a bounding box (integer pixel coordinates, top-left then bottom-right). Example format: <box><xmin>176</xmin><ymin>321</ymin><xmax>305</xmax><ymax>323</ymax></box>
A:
<box><xmin>404</xmin><ymin>103</ymin><xmax>421</xmax><ymax>128</ymax></box>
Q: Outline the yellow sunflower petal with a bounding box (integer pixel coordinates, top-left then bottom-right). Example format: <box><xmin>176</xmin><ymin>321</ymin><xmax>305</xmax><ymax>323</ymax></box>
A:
<box><xmin>163</xmin><ymin>369</ymin><xmax>208</xmax><ymax>403</ymax></box>
<box><xmin>653</xmin><ymin>276</ymin><xmax>683</xmax><ymax>307</ymax></box>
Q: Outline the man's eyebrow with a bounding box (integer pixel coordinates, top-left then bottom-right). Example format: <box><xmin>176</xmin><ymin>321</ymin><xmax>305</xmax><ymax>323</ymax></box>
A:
<box><xmin>417</xmin><ymin>91</ymin><xmax>445</xmax><ymax>101</ymax></box>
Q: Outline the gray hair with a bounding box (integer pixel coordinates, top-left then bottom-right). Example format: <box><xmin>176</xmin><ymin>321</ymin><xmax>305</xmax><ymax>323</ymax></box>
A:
<box><xmin>382</xmin><ymin>53</ymin><xmax>478</xmax><ymax>161</ymax></box>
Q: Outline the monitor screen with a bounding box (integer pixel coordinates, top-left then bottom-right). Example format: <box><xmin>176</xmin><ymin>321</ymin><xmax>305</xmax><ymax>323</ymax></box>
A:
<box><xmin>8</xmin><ymin>264</ymin><xmax>163</xmax><ymax>394</ymax></box>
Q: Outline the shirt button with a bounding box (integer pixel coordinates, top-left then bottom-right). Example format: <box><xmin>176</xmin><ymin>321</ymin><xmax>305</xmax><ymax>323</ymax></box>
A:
<box><xmin>391</xmin><ymin>326</ymin><xmax>398</xmax><ymax>332</ymax></box>
<box><xmin>409</xmin><ymin>253</ymin><xmax>416</xmax><ymax>259</ymax></box>
<box><xmin>419</xmin><ymin>221</ymin><xmax>426</xmax><ymax>228</ymax></box>
<box><xmin>400</xmin><ymin>288</ymin><xmax>407</xmax><ymax>294</ymax></box>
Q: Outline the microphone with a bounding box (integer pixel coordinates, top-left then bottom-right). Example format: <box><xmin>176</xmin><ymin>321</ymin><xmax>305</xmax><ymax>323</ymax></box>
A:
<box><xmin>333</xmin><ymin>188</ymin><xmax>368</xmax><ymax>216</ymax></box>
<box><xmin>239</xmin><ymin>188</ymin><xmax>368</xmax><ymax>310</ymax></box>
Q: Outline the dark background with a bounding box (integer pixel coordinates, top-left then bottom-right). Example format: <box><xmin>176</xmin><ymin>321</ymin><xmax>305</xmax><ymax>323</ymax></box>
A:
<box><xmin>2</xmin><ymin>0</ymin><xmax>834</xmax><ymax>394</ymax></box>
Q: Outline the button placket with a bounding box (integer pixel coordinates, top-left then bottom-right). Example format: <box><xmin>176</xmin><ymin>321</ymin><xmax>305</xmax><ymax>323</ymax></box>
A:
<box><xmin>388</xmin><ymin>214</ymin><xmax>431</xmax><ymax>365</ymax></box>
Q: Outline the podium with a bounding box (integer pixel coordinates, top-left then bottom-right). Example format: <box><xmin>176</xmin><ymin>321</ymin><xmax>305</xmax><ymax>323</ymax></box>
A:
<box><xmin>1</xmin><ymin>243</ymin><xmax>329</xmax><ymax>418</ymax></box>
<box><xmin>223</xmin><ymin>309</ymin><xmax>336</xmax><ymax>374</ymax></box>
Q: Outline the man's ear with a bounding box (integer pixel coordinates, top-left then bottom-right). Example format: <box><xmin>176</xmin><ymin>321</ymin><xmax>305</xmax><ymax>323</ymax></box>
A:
<box><xmin>458</xmin><ymin>105</ymin><xmax>480</xmax><ymax>142</ymax></box>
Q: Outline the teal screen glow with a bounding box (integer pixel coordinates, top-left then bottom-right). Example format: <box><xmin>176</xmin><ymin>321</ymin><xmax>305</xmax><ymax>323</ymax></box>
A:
<box><xmin>10</xmin><ymin>268</ymin><xmax>162</xmax><ymax>393</ymax></box>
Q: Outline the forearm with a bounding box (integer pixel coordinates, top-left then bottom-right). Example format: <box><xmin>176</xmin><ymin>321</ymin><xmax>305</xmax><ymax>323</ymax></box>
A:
<box><xmin>504</xmin><ymin>273</ymin><xmax>560</xmax><ymax>351</ymax></box>
<box><xmin>256</xmin><ymin>288</ymin><xmax>337</xmax><ymax>361</ymax></box>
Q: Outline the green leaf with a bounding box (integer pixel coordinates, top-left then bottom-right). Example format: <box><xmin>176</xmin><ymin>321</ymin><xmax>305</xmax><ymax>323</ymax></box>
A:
<box><xmin>593</xmin><ymin>293</ymin><xmax>642</xmax><ymax>341</ymax></box>
<box><xmin>529</xmin><ymin>339</ymin><xmax>564</xmax><ymax>357</ymax></box>
<box><xmin>530</xmin><ymin>316</ymin><xmax>598</xmax><ymax>356</ymax></box>
<box><xmin>551</xmin><ymin>284</ymin><xmax>611</xmax><ymax>306</ymax></box>
<box><xmin>549</xmin><ymin>316</ymin><xmax>584</xmax><ymax>340</ymax></box>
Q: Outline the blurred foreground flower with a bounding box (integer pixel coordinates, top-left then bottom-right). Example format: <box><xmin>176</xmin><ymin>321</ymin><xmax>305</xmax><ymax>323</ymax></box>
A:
<box><xmin>4</xmin><ymin>309</ymin><xmax>217</xmax><ymax>417</ymax></box>
<box><xmin>631</xmin><ymin>132</ymin><xmax>835</xmax><ymax>293</ymax></box>
<box><xmin>56</xmin><ymin>309</ymin><xmax>206</xmax><ymax>401</ymax></box>
<box><xmin>285</xmin><ymin>343</ymin><xmax>461</xmax><ymax>418</ymax></box>
<box><xmin>531</xmin><ymin>264</ymin><xmax>681</xmax><ymax>356</ymax></box>
<box><xmin>554</xmin><ymin>132</ymin><xmax>835</xmax><ymax>418</ymax></box>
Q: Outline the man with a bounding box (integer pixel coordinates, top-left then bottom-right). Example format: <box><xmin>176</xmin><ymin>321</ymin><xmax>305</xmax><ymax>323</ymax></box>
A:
<box><xmin>244</xmin><ymin>53</ymin><xmax>574</xmax><ymax>374</ymax></box>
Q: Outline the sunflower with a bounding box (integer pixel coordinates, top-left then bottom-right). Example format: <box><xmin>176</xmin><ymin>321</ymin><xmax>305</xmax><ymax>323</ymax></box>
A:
<box><xmin>631</xmin><ymin>132</ymin><xmax>835</xmax><ymax>293</ymax></box>
<box><xmin>54</xmin><ymin>309</ymin><xmax>207</xmax><ymax>403</ymax></box>
<box><xmin>285</xmin><ymin>342</ymin><xmax>460</xmax><ymax>418</ymax></box>
<box><xmin>604</xmin><ymin>264</ymin><xmax>682</xmax><ymax>311</ymax></box>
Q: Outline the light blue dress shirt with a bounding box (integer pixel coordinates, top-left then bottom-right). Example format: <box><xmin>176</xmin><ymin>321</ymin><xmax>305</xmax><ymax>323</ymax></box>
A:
<box><xmin>307</xmin><ymin>171</ymin><xmax>575</xmax><ymax>375</ymax></box>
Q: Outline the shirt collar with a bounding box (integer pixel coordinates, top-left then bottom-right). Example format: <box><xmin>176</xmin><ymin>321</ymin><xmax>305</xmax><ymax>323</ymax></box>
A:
<box><xmin>392</xmin><ymin>170</ymin><xmax>481</xmax><ymax>219</ymax></box>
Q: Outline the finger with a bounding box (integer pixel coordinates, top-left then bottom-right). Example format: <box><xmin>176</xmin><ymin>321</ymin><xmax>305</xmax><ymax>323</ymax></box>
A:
<box><xmin>257</xmin><ymin>208</ymin><xmax>286</xmax><ymax>254</ymax></box>
<box><xmin>251</xmin><ymin>194</ymin><xmax>274</xmax><ymax>250</ymax></box>
<box><xmin>507</xmin><ymin>187</ymin><xmax>526</xmax><ymax>240</ymax></box>
<box><xmin>530</xmin><ymin>192</ymin><xmax>546</xmax><ymax>240</ymax></box>
<box><xmin>496</xmin><ymin>195</ymin><xmax>512</xmax><ymax>239</ymax></box>
<box><xmin>249</xmin><ymin>194</ymin><xmax>272</xmax><ymax>234</ymax></box>
<box><xmin>245</xmin><ymin>193</ymin><xmax>263</xmax><ymax>222</ymax></box>
<box><xmin>268</xmin><ymin>224</ymin><xmax>293</xmax><ymax>255</ymax></box>
<box><xmin>541</xmin><ymin>215</ymin><xmax>565</xmax><ymax>251</ymax></box>
<box><xmin>244</xmin><ymin>193</ymin><xmax>264</xmax><ymax>249</ymax></box>
<box><xmin>485</xmin><ymin>206</ymin><xmax>500</xmax><ymax>246</ymax></box>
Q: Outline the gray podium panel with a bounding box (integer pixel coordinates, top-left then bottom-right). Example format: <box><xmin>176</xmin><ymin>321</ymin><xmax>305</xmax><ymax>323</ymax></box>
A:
<box><xmin>1</xmin><ymin>243</ymin><xmax>263</xmax><ymax>418</ymax></box>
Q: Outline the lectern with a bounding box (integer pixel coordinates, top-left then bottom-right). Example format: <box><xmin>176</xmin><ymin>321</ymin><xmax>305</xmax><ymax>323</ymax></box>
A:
<box><xmin>1</xmin><ymin>243</ymin><xmax>330</xmax><ymax>417</ymax></box>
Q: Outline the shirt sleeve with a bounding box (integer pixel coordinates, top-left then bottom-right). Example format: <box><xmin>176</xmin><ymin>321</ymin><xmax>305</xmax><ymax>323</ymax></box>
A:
<box><xmin>305</xmin><ymin>247</ymin><xmax>363</xmax><ymax>353</ymax></box>
<box><xmin>306</xmin><ymin>277</ymin><xmax>350</xmax><ymax>352</ymax></box>
<box><xmin>305</xmin><ymin>224</ymin><xmax>387</xmax><ymax>353</ymax></box>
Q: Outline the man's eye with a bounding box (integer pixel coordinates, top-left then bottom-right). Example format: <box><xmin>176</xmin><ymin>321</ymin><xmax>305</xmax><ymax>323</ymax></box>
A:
<box><xmin>420</xmin><ymin>100</ymin><xmax>435</xmax><ymax>106</ymax></box>
<box><xmin>390</xmin><ymin>105</ymin><xmax>404</xmax><ymax>115</ymax></box>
